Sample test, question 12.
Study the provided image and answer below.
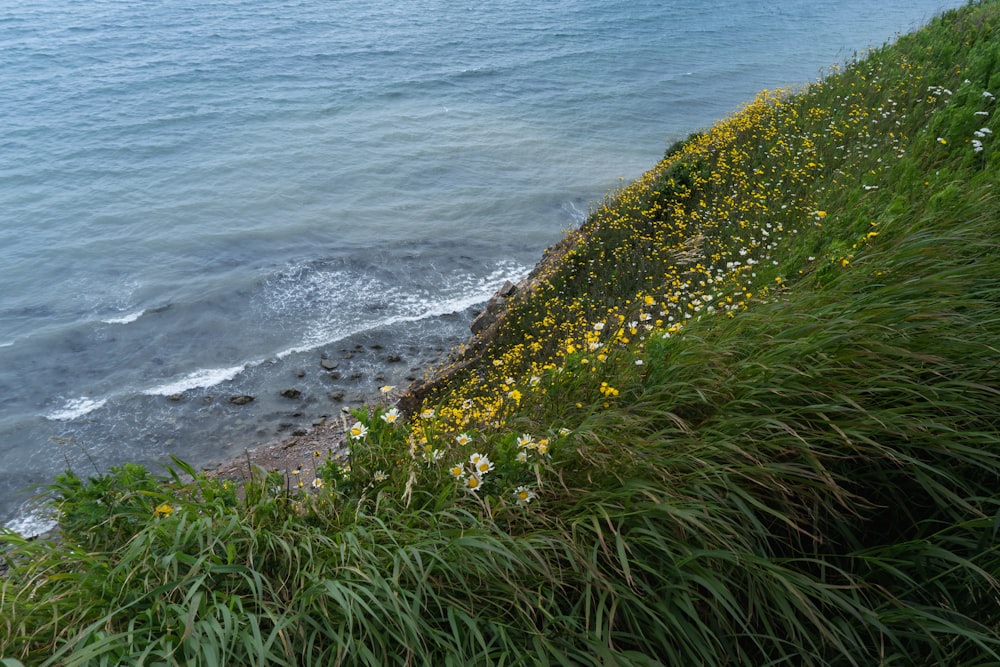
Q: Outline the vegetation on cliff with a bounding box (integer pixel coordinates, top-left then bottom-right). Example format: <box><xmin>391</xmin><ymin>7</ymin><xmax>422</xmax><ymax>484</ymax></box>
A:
<box><xmin>3</xmin><ymin>1</ymin><xmax>1000</xmax><ymax>664</ymax></box>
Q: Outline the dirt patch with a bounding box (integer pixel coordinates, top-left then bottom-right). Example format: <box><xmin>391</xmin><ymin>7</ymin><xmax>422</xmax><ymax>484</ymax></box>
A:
<box><xmin>203</xmin><ymin>418</ymin><xmax>349</xmax><ymax>490</ymax></box>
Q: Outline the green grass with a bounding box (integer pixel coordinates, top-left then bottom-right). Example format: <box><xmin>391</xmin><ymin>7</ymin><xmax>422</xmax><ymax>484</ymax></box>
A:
<box><xmin>4</xmin><ymin>1</ymin><xmax>1000</xmax><ymax>664</ymax></box>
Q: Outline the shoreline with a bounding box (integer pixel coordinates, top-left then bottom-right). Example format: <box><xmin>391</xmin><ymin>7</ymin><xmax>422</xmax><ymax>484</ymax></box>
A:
<box><xmin>201</xmin><ymin>276</ymin><xmax>524</xmax><ymax>491</ymax></box>
<box><xmin>193</xmin><ymin>311</ymin><xmax>482</xmax><ymax>486</ymax></box>
<box><xmin>0</xmin><ymin>314</ymin><xmax>469</xmax><ymax>534</ymax></box>
<box><xmin>202</xmin><ymin>413</ymin><xmax>349</xmax><ymax>490</ymax></box>
<box><xmin>199</xmin><ymin>336</ymin><xmax>482</xmax><ymax>491</ymax></box>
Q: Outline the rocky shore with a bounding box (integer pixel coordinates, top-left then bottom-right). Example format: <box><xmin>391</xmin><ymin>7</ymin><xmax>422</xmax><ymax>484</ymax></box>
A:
<box><xmin>201</xmin><ymin>274</ymin><xmax>537</xmax><ymax>489</ymax></box>
<box><xmin>0</xmin><ymin>283</ymin><xmax>529</xmax><ymax>539</ymax></box>
<box><xmin>198</xmin><ymin>341</ymin><xmax>441</xmax><ymax>489</ymax></box>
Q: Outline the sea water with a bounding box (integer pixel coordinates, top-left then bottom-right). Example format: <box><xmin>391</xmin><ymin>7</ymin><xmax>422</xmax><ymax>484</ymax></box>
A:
<box><xmin>0</xmin><ymin>0</ymin><xmax>964</xmax><ymax>533</ymax></box>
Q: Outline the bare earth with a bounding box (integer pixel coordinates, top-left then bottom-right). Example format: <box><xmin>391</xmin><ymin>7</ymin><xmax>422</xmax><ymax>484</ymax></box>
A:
<box><xmin>203</xmin><ymin>416</ymin><xmax>349</xmax><ymax>490</ymax></box>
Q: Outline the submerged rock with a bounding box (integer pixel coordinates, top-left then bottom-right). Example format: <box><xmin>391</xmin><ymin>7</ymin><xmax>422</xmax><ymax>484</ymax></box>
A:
<box><xmin>229</xmin><ymin>395</ymin><xmax>254</xmax><ymax>405</ymax></box>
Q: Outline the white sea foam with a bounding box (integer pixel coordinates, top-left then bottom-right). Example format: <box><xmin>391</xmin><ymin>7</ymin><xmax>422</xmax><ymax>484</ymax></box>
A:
<box><xmin>4</xmin><ymin>507</ymin><xmax>58</xmax><ymax>538</ymax></box>
<box><xmin>274</xmin><ymin>263</ymin><xmax>532</xmax><ymax>359</ymax></box>
<box><xmin>143</xmin><ymin>365</ymin><xmax>247</xmax><ymax>396</ymax></box>
<box><xmin>47</xmin><ymin>397</ymin><xmax>108</xmax><ymax>421</ymax></box>
<box><xmin>102</xmin><ymin>309</ymin><xmax>146</xmax><ymax>325</ymax></box>
<box><xmin>562</xmin><ymin>199</ymin><xmax>589</xmax><ymax>225</ymax></box>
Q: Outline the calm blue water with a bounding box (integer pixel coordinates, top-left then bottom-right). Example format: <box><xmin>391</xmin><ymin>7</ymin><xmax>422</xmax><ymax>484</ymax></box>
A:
<box><xmin>0</xmin><ymin>0</ymin><xmax>964</xmax><ymax>531</ymax></box>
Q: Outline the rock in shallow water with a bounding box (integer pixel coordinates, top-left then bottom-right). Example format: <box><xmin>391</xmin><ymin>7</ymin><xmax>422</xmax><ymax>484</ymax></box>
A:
<box><xmin>229</xmin><ymin>395</ymin><xmax>255</xmax><ymax>405</ymax></box>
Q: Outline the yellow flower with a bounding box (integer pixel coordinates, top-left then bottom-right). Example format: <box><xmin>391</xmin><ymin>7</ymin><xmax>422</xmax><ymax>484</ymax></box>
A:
<box><xmin>349</xmin><ymin>422</ymin><xmax>368</xmax><ymax>440</ymax></box>
<box><xmin>154</xmin><ymin>502</ymin><xmax>174</xmax><ymax>518</ymax></box>
<box><xmin>465</xmin><ymin>475</ymin><xmax>482</xmax><ymax>493</ymax></box>
<box><xmin>420</xmin><ymin>408</ymin><xmax>436</xmax><ymax>419</ymax></box>
<box><xmin>448</xmin><ymin>463</ymin><xmax>464</xmax><ymax>478</ymax></box>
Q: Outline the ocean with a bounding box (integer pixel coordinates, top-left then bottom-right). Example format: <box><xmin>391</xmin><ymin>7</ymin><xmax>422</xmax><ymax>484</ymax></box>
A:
<box><xmin>0</xmin><ymin>0</ymin><xmax>964</xmax><ymax>533</ymax></box>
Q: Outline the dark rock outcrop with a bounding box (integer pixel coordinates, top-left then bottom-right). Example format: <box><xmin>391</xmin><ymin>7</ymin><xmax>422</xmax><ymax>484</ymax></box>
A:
<box><xmin>470</xmin><ymin>280</ymin><xmax>517</xmax><ymax>335</ymax></box>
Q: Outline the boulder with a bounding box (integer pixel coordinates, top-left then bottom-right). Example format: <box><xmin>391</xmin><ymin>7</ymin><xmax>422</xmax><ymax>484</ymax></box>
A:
<box><xmin>470</xmin><ymin>280</ymin><xmax>517</xmax><ymax>335</ymax></box>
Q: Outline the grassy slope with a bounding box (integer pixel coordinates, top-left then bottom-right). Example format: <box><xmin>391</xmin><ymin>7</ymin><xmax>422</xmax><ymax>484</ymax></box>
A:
<box><xmin>3</xmin><ymin>1</ymin><xmax>1000</xmax><ymax>664</ymax></box>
